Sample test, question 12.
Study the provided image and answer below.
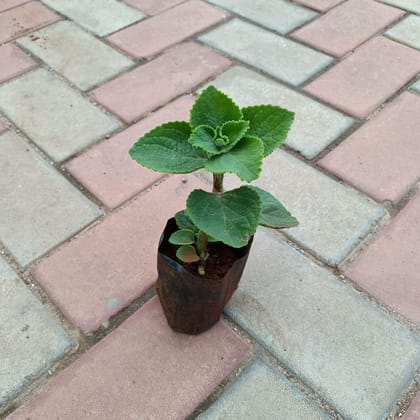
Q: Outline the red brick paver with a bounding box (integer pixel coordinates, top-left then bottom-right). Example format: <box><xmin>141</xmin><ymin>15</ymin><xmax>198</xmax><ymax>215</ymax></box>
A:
<box><xmin>319</xmin><ymin>92</ymin><xmax>420</xmax><ymax>203</ymax></box>
<box><xmin>32</xmin><ymin>175</ymin><xmax>207</xmax><ymax>333</ymax></box>
<box><xmin>294</xmin><ymin>0</ymin><xmax>343</xmax><ymax>12</ymax></box>
<box><xmin>345</xmin><ymin>192</ymin><xmax>420</xmax><ymax>325</ymax></box>
<box><xmin>0</xmin><ymin>44</ymin><xmax>36</xmax><ymax>84</ymax></box>
<box><xmin>124</xmin><ymin>0</ymin><xmax>186</xmax><ymax>15</ymax></box>
<box><xmin>66</xmin><ymin>96</ymin><xmax>194</xmax><ymax>208</ymax></box>
<box><xmin>8</xmin><ymin>297</ymin><xmax>250</xmax><ymax>420</ymax></box>
<box><xmin>0</xmin><ymin>1</ymin><xmax>60</xmax><ymax>44</ymax></box>
<box><xmin>91</xmin><ymin>42</ymin><xmax>230</xmax><ymax>122</ymax></box>
<box><xmin>304</xmin><ymin>37</ymin><xmax>420</xmax><ymax>118</ymax></box>
<box><xmin>292</xmin><ymin>0</ymin><xmax>404</xmax><ymax>57</ymax></box>
<box><xmin>0</xmin><ymin>0</ymin><xmax>30</xmax><ymax>12</ymax></box>
<box><xmin>405</xmin><ymin>393</ymin><xmax>420</xmax><ymax>420</ymax></box>
<box><xmin>108</xmin><ymin>0</ymin><xmax>228</xmax><ymax>58</ymax></box>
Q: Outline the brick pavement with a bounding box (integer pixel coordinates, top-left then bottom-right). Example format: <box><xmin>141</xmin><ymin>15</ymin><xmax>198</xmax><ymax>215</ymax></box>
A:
<box><xmin>0</xmin><ymin>1</ymin><xmax>419</xmax><ymax>419</ymax></box>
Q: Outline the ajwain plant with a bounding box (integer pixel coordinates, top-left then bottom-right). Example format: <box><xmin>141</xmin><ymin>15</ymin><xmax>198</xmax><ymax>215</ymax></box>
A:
<box><xmin>130</xmin><ymin>86</ymin><xmax>298</xmax><ymax>275</ymax></box>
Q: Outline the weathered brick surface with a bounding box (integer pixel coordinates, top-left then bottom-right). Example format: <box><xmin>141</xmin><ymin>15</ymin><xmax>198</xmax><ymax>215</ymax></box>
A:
<box><xmin>227</xmin><ymin>229</ymin><xmax>420</xmax><ymax>419</ymax></box>
<box><xmin>304</xmin><ymin>37</ymin><xmax>420</xmax><ymax>118</ymax></box>
<box><xmin>123</xmin><ymin>0</ymin><xmax>186</xmax><ymax>15</ymax></box>
<box><xmin>0</xmin><ymin>1</ymin><xmax>60</xmax><ymax>43</ymax></box>
<box><xmin>345</xmin><ymin>192</ymin><xmax>420</xmax><ymax>325</ymax></box>
<box><xmin>91</xmin><ymin>42</ymin><xmax>230</xmax><ymax>122</ymax></box>
<box><xmin>32</xmin><ymin>175</ymin><xmax>206</xmax><ymax>333</ymax></box>
<box><xmin>292</xmin><ymin>0</ymin><xmax>404</xmax><ymax>57</ymax></box>
<box><xmin>380</xmin><ymin>0</ymin><xmax>420</xmax><ymax>14</ymax></box>
<box><xmin>0</xmin><ymin>257</ymin><xmax>74</xmax><ymax>406</ymax></box>
<box><xmin>0</xmin><ymin>0</ymin><xmax>30</xmax><ymax>12</ymax></box>
<box><xmin>294</xmin><ymin>0</ymin><xmax>343</xmax><ymax>11</ymax></box>
<box><xmin>404</xmin><ymin>393</ymin><xmax>420</xmax><ymax>420</ymax></box>
<box><xmin>319</xmin><ymin>92</ymin><xmax>420</xmax><ymax>203</ymax></box>
<box><xmin>66</xmin><ymin>96</ymin><xmax>194</xmax><ymax>208</ymax></box>
<box><xmin>199</xmin><ymin>19</ymin><xmax>333</xmax><ymax>86</ymax></box>
<box><xmin>386</xmin><ymin>14</ymin><xmax>420</xmax><ymax>51</ymax></box>
<box><xmin>0</xmin><ymin>118</ymin><xmax>8</xmax><ymax>133</ymax></box>
<box><xmin>8</xmin><ymin>298</ymin><xmax>249</xmax><ymax>420</ymax></box>
<box><xmin>108</xmin><ymin>0</ymin><xmax>228</xmax><ymax>58</ymax></box>
<box><xmin>0</xmin><ymin>44</ymin><xmax>36</xmax><ymax>84</ymax></box>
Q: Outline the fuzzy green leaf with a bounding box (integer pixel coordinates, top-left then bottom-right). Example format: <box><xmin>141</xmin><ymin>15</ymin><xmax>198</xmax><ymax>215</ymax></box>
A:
<box><xmin>176</xmin><ymin>245</ymin><xmax>200</xmax><ymax>263</ymax></box>
<box><xmin>190</xmin><ymin>86</ymin><xmax>242</xmax><ymax>129</ymax></box>
<box><xmin>175</xmin><ymin>210</ymin><xmax>198</xmax><ymax>233</ymax></box>
<box><xmin>187</xmin><ymin>186</ymin><xmax>262</xmax><ymax>248</ymax></box>
<box><xmin>169</xmin><ymin>229</ymin><xmax>196</xmax><ymax>245</ymax></box>
<box><xmin>129</xmin><ymin>121</ymin><xmax>206</xmax><ymax>174</ymax></box>
<box><xmin>188</xmin><ymin>125</ymin><xmax>220</xmax><ymax>155</ymax></box>
<box><xmin>248</xmin><ymin>186</ymin><xmax>298</xmax><ymax>228</ymax></box>
<box><xmin>205</xmin><ymin>136</ymin><xmax>264</xmax><ymax>182</ymax></box>
<box><xmin>242</xmin><ymin>105</ymin><xmax>294</xmax><ymax>157</ymax></box>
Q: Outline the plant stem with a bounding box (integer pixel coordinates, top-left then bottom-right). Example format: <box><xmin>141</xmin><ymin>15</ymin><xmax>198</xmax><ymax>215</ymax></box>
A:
<box><xmin>196</xmin><ymin>230</ymin><xmax>208</xmax><ymax>276</ymax></box>
<box><xmin>213</xmin><ymin>173</ymin><xmax>224</xmax><ymax>193</ymax></box>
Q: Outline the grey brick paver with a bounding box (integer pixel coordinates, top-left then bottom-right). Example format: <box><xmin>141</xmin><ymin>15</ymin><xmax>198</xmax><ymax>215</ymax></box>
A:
<box><xmin>17</xmin><ymin>21</ymin><xmax>134</xmax><ymax>91</ymax></box>
<box><xmin>0</xmin><ymin>257</ymin><xmax>74</xmax><ymax>406</ymax></box>
<box><xmin>206</xmin><ymin>66</ymin><xmax>354</xmax><ymax>158</ymax></box>
<box><xmin>0</xmin><ymin>131</ymin><xmax>101</xmax><ymax>266</ymax></box>
<box><xmin>412</xmin><ymin>79</ymin><xmax>420</xmax><ymax>92</ymax></box>
<box><xmin>0</xmin><ymin>69</ymin><xmax>121</xmax><ymax>162</ymax></box>
<box><xmin>40</xmin><ymin>0</ymin><xmax>145</xmax><ymax>36</ymax></box>
<box><xmin>199</xmin><ymin>19</ymin><xmax>333</xmax><ymax>86</ymax></box>
<box><xmin>200</xmin><ymin>359</ymin><xmax>328</xmax><ymax>420</ymax></box>
<box><xmin>380</xmin><ymin>0</ymin><xmax>420</xmax><ymax>14</ymax></box>
<box><xmin>386</xmin><ymin>15</ymin><xmax>420</xmax><ymax>50</ymax></box>
<box><xmin>226</xmin><ymin>229</ymin><xmax>420</xmax><ymax>420</ymax></box>
<box><xmin>206</xmin><ymin>0</ymin><xmax>317</xmax><ymax>34</ymax></box>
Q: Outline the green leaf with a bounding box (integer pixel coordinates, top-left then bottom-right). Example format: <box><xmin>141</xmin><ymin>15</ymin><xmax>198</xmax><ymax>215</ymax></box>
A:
<box><xmin>205</xmin><ymin>136</ymin><xmax>264</xmax><ymax>183</ymax></box>
<box><xmin>248</xmin><ymin>186</ymin><xmax>299</xmax><ymax>228</ymax></box>
<box><xmin>176</xmin><ymin>245</ymin><xmax>200</xmax><ymax>263</ymax></box>
<box><xmin>129</xmin><ymin>121</ymin><xmax>206</xmax><ymax>174</ymax></box>
<box><xmin>175</xmin><ymin>210</ymin><xmax>198</xmax><ymax>233</ymax></box>
<box><xmin>190</xmin><ymin>86</ymin><xmax>242</xmax><ymax>129</ymax></box>
<box><xmin>187</xmin><ymin>186</ymin><xmax>262</xmax><ymax>248</ymax></box>
<box><xmin>219</xmin><ymin>120</ymin><xmax>249</xmax><ymax>151</ymax></box>
<box><xmin>242</xmin><ymin>105</ymin><xmax>294</xmax><ymax>157</ymax></box>
<box><xmin>169</xmin><ymin>229</ymin><xmax>196</xmax><ymax>245</ymax></box>
<box><xmin>188</xmin><ymin>125</ymin><xmax>220</xmax><ymax>155</ymax></box>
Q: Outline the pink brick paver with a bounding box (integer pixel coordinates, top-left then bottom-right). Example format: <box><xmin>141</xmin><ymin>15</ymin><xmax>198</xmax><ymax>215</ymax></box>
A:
<box><xmin>123</xmin><ymin>0</ymin><xmax>186</xmax><ymax>15</ymax></box>
<box><xmin>0</xmin><ymin>118</ymin><xmax>8</xmax><ymax>133</ymax></box>
<box><xmin>66</xmin><ymin>95</ymin><xmax>194</xmax><ymax>208</ymax></box>
<box><xmin>304</xmin><ymin>37</ymin><xmax>420</xmax><ymax>118</ymax></box>
<box><xmin>319</xmin><ymin>92</ymin><xmax>420</xmax><ymax>203</ymax></box>
<box><xmin>32</xmin><ymin>174</ymin><xmax>207</xmax><ymax>333</ymax></box>
<box><xmin>294</xmin><ymin>0</ymin><xmax>344</xmax><ymax>12</ymax></box>
<box><xmin>292</xmin><ymin>0</ymin><xmax>404</xmax><ymax>57</ymax></box>
<box><xmin>8</xmin><ymin>297</ymin><xmax>250</xmax><ymax>420</ymax></box>
<box><xmin>0</xmin><ymin>1</ymin><xmax>60</xmax><ymax>44</ymax></box>
<box><xmin>108</xmin><ymin>0</ymin><xmax>228</xmax><ymax>58</ymax></box>
<box><xmin>0</xmin><ymin>0</ymin><xmax>30</xmax><ymax>12</ymax></box>
<box><xmin>0</xmin><ymin>44</ymin><xmax>36</xmax><ymax>84</ymax></box>
<box><xmin>404</xmin><ymin>393</ymin><xmax>420</xmax><ymax>420</ymax></box>
<box><xmin>345</xmin><ymin>192</ymin><xmax>420</xmax><ymax>325</ymax></box>
<box><xmin>91</xmin><ymin>42</ymin><xmax>230</xmax><ymax>123</ymax></box>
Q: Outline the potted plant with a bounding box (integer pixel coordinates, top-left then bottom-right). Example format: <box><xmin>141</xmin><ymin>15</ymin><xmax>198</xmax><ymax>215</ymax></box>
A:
<box><xmin>129</xmin><ymin>86</ymin><xmax>298</xmax><ymax>334</ymax></box>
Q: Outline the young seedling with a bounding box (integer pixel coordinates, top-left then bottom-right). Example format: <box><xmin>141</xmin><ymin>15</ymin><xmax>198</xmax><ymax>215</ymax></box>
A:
<box><xmin>130</xmin><ymin>86</ymin><xmax>298</xmax><ymax>275</ymax></box>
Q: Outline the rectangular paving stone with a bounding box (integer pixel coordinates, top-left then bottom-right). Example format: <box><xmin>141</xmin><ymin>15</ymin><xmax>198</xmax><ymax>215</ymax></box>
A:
<box><xmin>294</xmin><ymin>0</ymin><xmax>344</xmax><ymax>11</ymax></box>
<box><xmin>0</xmin><ymin>0</ymin><xmax>30</xmax><ymax>12</ymax></box>
<box><xmin>0</xmin><ymin>1</ymin><xmax>60</xmax><ymax>43</ymax></box>
<box><xmin>66</xmin><ymin>96</ymin><xmax>194</xmax><ymax>209</ymax></box>
<box><xmin>224</xmin><ymin>148</ymin><xmax>384</xmax><ymax>265</ymax></box>
<box><xmin>7</xmin><ymin>298</ymin><xmax>249</xmax><ymax>420</ymax></box>
<box><xmin>0</xmin><ymin>131</ymin><xmax>101</xmax><ymax>266</ymax></box>
<box><xmin>0</xmin><ymin>68</ymin><xmax>121</xmax><ymax>162</ymax></box>
<box><xmin>0</xmin><ymin>43</ymin><xmax>36</xmax><ymax>83</ymax></box>
<box><xmin>91</xmin><ymin>42</ymin><xmax>230</xmax><ymax>123</ymax></box>
<box><xmin>108</xmin><ymin>0</ymin><xmax>228</xmax><ymax>58</ymax></box>
<box><xmin>41</xmin><ymin>0</ymin><xmax>144</xmax><ymax>36</ymax></box>
<box><xmin>199</xmin><ymin>19</ymin><xmax>333</xmax><ymax>87</ymax></box>
<box><xmin>0</xmin><ymin>257</ymin><xmax>75</xmax><ymax>406</ymax></box>
<box><xmin>292</xmin><ymin>0</ymin><xmax>404</xmax><ymax>57</ymax></box>
<box><xmin>345</xmin><ymin>192</ymin><xmax>420</xmax><ymax>325</ymax></box>
<box><xmin>319</xmin><ymin>92</ymin><xmax>420</xmax><ymax>203</ymax></box>
<box><xmin>405</xmin><ymin>393</ymin><xmax>420</xmax><ymax>420</ymax></box>
<box><xmin>380</xmin><ymin>0</ymin><xmax>420</xmax><ymax>14</ymax></box>
<box><xmin>304</xmin><ymin>37</ymin><xmax>420</xmax><ymax>118</ymax></box>
<box><xmin>205</xmin><ymin>66</ymin><xmax>354</xmax><ymax>158</ymax></box>
<box><xmin>206</xmin><ymin>0</ymin><xmax>317</xmax><ymax>34</ymax></box>
<box><xmin>123</xmin><ymin>0</ymin><xmax>186</xmax><ymax>15</ymax></box>
<box><xmin>226</xmin><ymin>229</ymin><xmax>420</xmax><ymax>419</ymax></box>
<box><xmin>386</xmin><ymin>14</ymin><xmax>420</xmax><ymax>51</ymax></box>
<box><xmin>200</xmin><ymin>359</ymin><xmax>328</xmax><ymax>420</ymax></box>
<box><xmin>17</xmin><ymin>21</ymin><xmax>134</xmax><ymax>91</ymax></box>
<box><xmin>32</xmin><ymin>174</ymin><xmax>206</xmax><ymax>333</ymax></box>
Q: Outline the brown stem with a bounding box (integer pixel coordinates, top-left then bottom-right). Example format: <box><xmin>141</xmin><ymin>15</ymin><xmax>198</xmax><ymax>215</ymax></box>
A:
<box><xmin>213</xmin><ymin>173</ymin><xmax>224</xmax><ymax>193</ymax></box>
